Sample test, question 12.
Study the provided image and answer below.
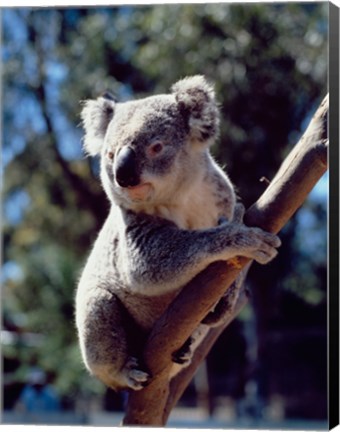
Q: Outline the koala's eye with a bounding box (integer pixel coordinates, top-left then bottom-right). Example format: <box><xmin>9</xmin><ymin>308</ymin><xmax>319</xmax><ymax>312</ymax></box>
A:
<box><xmin>107</xmin><ymin>151</ymin><xmax>114</xmax><ymax>160</ymax></box>
<box><xmin>148</xmin><ymin>142</ymin><xmax>164</xmax><ymax>158</ymax></box>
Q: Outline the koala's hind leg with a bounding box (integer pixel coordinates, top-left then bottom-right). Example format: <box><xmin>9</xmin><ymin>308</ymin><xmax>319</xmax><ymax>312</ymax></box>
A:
<box><xmin>77</xmin><ymin>291</ymin><xmax>150</xmax><ymax>391</ymax></box>
<box><xmin>90</xmin><ymin>357</ymin><xmax>150</xmax><ymax>391</ymax></box>
<box><xmin>201</xmin><ymin>277</ymin><xmax>242</xmax><ymax>327</ymax></box>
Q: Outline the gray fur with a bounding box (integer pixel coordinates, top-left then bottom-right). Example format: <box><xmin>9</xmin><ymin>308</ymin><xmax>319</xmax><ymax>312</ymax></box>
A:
<box><xmin>75</xmin><ymin>76</ymin><xmax>281</xmax><ymax>391</ymax></box>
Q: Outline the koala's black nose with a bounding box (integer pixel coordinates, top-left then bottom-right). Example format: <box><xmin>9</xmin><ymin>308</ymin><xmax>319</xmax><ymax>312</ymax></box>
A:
<box><xmin>114</xmin><ymin>146</ymin><xmax>140</xmax><ymax>188</ymax></box>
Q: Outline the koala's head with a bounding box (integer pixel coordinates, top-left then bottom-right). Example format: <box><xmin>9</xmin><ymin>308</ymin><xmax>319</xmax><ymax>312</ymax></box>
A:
<box><xmin>80</xmin><ymin>75</ymin><xmax>220</xmax><ymax>210</ymax></box>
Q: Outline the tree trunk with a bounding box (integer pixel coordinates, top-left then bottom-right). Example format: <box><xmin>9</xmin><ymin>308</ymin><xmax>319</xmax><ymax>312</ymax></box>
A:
<box><xmin>123</xmin><ymin>94</ymin><xmax>328</xmax><ymax>426</ymax></box>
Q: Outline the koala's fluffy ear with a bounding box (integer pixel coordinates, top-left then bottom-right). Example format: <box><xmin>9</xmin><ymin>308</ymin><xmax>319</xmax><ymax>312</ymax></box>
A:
<box><xmin>171</xmin><ymin>75</ymin><xmax>220</xmax><ymax>143</ymax></box>
<box><xmin>80</xmin><ymin>94</ymin><xmax>115</xmax><ymax>156</ymax></box>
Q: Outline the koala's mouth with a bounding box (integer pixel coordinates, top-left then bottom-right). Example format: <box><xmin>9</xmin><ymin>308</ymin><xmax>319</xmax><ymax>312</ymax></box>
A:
<box><xmin>126</xmin><ymin>183</ymin><xmax>153</xmax><ymax>201</ymax></box>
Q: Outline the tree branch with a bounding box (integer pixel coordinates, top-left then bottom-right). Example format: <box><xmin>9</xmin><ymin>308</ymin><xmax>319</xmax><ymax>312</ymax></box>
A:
<box><xmin>123</xmin><ymin>94</ymin><xmax>328</xmax><ymax>426</ymax></box>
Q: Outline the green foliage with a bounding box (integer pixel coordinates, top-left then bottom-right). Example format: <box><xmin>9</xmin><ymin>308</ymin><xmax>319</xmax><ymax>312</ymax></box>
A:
<box><xmin>3</xmin><ymin>3</ymin><xmax>328</xmax><ymax>414</ymax></box>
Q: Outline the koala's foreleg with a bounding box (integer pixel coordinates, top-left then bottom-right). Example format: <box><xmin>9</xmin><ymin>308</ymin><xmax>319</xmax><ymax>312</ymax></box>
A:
<box><xmin>123</xmin><ymin>206</ymin><xmax>280</xmax><ymax>297</ymax></box>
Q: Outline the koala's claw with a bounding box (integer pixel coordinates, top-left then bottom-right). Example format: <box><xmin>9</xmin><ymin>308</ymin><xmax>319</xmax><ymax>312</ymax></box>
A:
<box><xmin>172</xmin><ymin>337</ymin><xmax>193</xmax><ymax>366</ymax></box>
<box><xmin>123</xmin><ymin>356</ymin><xmax>151</xmax><ymax>390</ymax></box>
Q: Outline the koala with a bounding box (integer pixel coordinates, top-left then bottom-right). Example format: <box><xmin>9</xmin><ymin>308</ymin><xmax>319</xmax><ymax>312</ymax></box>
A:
<box><xmin>75</xmin><ymin>75</ymin><xmax>281</xmax><ymax>392</ymax></box>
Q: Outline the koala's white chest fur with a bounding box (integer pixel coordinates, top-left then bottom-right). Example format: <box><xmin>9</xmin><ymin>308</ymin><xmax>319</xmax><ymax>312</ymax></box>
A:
<box><xmin>152</xmin><ymin>183</ymin><xmax>222</xmax><ymax>230</ymax></box>
<box><xmin>143</xmin><ymin>158</ymin><xmax>235</xmax><ymax>230</ymax></box>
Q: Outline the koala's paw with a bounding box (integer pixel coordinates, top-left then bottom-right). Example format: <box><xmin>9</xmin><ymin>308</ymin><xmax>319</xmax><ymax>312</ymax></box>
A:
<box><xmin>122</xmin><ymin>356</ymin><xmax>151</xmax><ymax>391</ymax></box>
<box><xmin>172</xmin><ymin>337</ymin><xmax>193</xmax><ymax>366</ymax></box>
<box><xmin>242</xmin><ymin>227</ymin><xmax>281</xmax><ymax>264</ymax></box>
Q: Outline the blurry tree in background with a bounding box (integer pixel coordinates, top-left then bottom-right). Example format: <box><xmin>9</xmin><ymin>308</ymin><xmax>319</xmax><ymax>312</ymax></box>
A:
<box><xmin>2</xmin><ymin>3</ymin><xmax>328</xmax><ymax>423</ymax></box>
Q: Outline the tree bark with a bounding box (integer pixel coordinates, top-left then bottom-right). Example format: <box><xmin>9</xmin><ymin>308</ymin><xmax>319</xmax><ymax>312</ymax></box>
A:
<box><xmin>123</xmin><ymin>94</ymin><xmax>328</xmax><ymax>426</ymax></box>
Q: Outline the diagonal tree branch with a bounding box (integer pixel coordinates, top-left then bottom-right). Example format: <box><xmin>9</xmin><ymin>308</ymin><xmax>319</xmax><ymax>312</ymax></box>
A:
<box><xmin>123</xmin><ymin>94</ymin><xmax>328</xmax><ymax>426</ymax></box>
<box><xmin>163</xmin><ymin>93</ymin><xmax>329</xmax><ymax>421</ymax></box>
